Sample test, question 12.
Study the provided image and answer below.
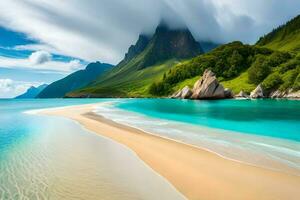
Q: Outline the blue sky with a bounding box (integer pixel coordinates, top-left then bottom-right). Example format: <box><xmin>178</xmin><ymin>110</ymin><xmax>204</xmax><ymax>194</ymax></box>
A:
<box><xmin>0</xmin><ymin>26</ymin><xmax>86</xmax><ymax>98</ymax></box>
<box><xmin>0</xmin><ymin>0</ymin><xmax>299</xmax><ymax>98</ymax></box>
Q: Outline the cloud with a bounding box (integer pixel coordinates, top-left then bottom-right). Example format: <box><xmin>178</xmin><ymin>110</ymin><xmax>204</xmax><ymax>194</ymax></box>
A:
<box><xmin>0</xmin><ymin>78</ymin><xmax>42</xmax><ymax>98</ymax></box>
<box><xmin>0</xmin><ymin>0</ymin><xmax>299</xmax><ymax>64</ymax></box>
<box><xmin>0</xmin><ymin>51</ymin><xmax>83</xmax><ymax>73</ymax></box>
<box><xmin>15</xmin><ymin>44</ymin><xmax>57</xmax><ymax>55</ymax></box>
<box><xmin>29</xmin><ymin>50</ymin><xmax>52</xmax><ymax>65</ymax></box>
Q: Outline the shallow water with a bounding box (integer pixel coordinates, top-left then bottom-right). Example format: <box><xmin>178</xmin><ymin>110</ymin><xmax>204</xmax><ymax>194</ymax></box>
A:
<box><xmin>94</xmin><ymin>99</ymin><xmax>300</xmax><ymax>175</ymax></box>
<box><xmin>0</xmin><ymin>99</ymin><xmax>184</xmax><ymax>200</ymax></box>
<box><xmin>117</xmin><ymin>99</ymin><xmax>300</xmax><ymax>141</ymax></box>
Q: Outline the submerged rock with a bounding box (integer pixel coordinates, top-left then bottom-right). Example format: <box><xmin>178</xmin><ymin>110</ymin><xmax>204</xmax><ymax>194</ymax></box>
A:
<box><xmin>191</xmin><ymin>69</ymin><xmax>226</xmax><ymax>99</ymax></box>
<box><xmin>250</xmin><ymin>84</ymin><xmax>264</xmax><ymax>98</ymax></box>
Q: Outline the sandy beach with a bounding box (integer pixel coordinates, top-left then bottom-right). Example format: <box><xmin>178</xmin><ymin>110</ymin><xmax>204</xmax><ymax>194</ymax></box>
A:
<box><xmin>40</xmin><ymin>103</ymin><xmax>300</xmax><ymax>200</ymax></box>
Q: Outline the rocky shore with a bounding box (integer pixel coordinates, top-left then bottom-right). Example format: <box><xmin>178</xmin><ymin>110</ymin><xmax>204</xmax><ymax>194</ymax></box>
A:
<box><xmin>171</xmin><ymin>69</ymin><xmax>300</xmax><ymax>100</ymax></box>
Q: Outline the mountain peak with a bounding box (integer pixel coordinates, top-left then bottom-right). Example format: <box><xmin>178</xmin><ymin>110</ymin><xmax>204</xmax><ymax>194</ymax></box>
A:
<box><xmin>121</xmin><ymin>34</ymin><xmax>151</xmax><ymax>65</ymax></box>
<box><xmin>15</xmin><ymin>84</ymin><xmax>48</xmax><ymax>99</ymax></box>
<box><xmin>135</xmin><ymin>23</ymin><xmax>203</xmax><ymax>69</ymax></box>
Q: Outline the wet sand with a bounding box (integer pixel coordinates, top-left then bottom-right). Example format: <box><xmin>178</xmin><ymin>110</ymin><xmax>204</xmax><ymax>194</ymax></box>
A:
<box><xmin>40</xmin><ymin>103</ymin><xmax>300</xmax><ymax>200</ymax></box>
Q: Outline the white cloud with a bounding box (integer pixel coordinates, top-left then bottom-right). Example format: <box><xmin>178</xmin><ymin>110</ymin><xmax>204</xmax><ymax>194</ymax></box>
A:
<box><xmin>29</xmin><ymin>50</ymin><xmax>52</xmax><ymax>65</ymax></box>
<box><xmin>0</xmin><ymin>78</ymin><xmax>42</xmax><ymax>98</ymax></box>
<box><xmin>0</xmin><ymin>51</ymin><xmax>83</xmax><ymax>73</ymax></box>
<box><xmin>0</xmin><ymin>0</ymin><xmax>299</xmax><ymax>64</ymax></box>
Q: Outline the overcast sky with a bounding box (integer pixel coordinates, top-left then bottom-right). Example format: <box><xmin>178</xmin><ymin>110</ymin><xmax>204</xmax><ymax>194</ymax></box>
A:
<box><xmin>0</xmin><ymin>0</ymin><xmax>299</xmax><ymax>97</ymax></box>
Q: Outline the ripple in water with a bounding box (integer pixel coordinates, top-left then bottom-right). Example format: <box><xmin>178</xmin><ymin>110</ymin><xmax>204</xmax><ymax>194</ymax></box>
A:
<box><xmin>0</xmin><ymin>114</ymin><xmax>185</xmax><ymax>200</ymax></box>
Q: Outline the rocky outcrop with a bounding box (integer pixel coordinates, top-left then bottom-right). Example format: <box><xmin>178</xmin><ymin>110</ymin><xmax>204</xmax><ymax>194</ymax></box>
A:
<box><xmin>171</xmin><ymin>89</ymin><xmax>181</xmax><ymax>98</ymax></box>
<box><xmin>181</xmin><ymin>86</ymin><xmax>193</xmax><ymax>99</ymax></box>
<box><xmin>171</xmin><ymin>86</ymin><xmax>193</xmax><ymax>99</ymax></box>
<box><xmin>250</xmin><ymin>84</ymin><xmax>264</xmax><ymax>98</ymax></box>
<box><xmin>270</xmin><ymin>89</ymin><xmax>300</xmax><ymax>99</ymax></box>
<box><xmin>191</xmin><ymin>69</ymin><xmax>226</xmax><ymax>99</ymax></box>
<box><xmin>285</xmin><ymin>90</ymin><xmax>300</xmax><ymax>98</ymax></box>
<box><xmin>270</xmin><ymin>90</ymin><xmax>286</xmax><ymax>98</ymax></box>
<box><xmin>235</xmin><ymin>90</ymin><xmax>250</xmax><ymax>99</ymax></box>
<box><xmin>171</xmin><ymin>69</ymin><xmax>234</xmax><ymax>100</ymax></box>
<box><xmin>224</xmin><ymin>88</ymin><xmax>234</xmax><ymax>98</ymax></box>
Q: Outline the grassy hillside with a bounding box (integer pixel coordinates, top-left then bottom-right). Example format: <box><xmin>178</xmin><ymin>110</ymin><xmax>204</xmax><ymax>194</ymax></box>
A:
<box><xmin>150</xmin><ymin>42</ymin><xmax>300</xmax><ymax>96</ymax></box>
<box><xmin>68</xmin><ymin>59</ymin><xmax>180</xmax><ymax>97</ymax></box>
<box><xmin>69</xmin><ymin>15</ymin><xmax>300</xmax><ymax>98</ymax></box>
<box><xmin>257</xmin><ymin>15</ymin><xmax>300</xmax><ymax>52</ymax></box>
<box><xmin>68</xmin><ymin>24</ymin><xmax>202</xmax><ymax>98</ymax></box>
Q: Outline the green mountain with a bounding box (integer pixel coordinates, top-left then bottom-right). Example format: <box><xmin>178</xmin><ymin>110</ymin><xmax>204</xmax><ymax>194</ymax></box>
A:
<box><xmin>67</xmin><ymin>23</ymin><xmax>203</xmax><ymax>97</ymax></box>
<box><xmin>199</xmin><ymin>41</ymin><xmax>221</xmax><ymax>52</ymax></box>
<box><xmin>257</xmin><ymin>15</ymin><xmax>300</xmax><ymax>52</ymax></box>
<box><xmin>150</xmin><ymin>40</ymin><xmax>299</xmax><ymax>97</ymax></box>
<box><xmin>15</xmin><ymin>84</ymin><xmax>48</xmax><ymax>99</ymax></box>
<box><xmin>38</xmin><ymin>62</ymin><xmax>113</xmax><ymax>98</ymax></box>
<box><xmin>148</xmin><ymin>15</ymin><xmax>300</xmax><ymax>98</ymax></box>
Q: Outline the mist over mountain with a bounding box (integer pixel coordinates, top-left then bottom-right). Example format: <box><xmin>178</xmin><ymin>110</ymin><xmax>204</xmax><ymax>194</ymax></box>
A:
<box><xmin>67</xmin><ymin>23</ymin><xmax>203</xmax><ymax>97</ymax></box>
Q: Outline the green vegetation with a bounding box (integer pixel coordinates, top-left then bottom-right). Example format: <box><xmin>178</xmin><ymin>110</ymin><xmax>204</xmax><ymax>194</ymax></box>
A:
<box><xmin>262</xmin><ymin>72</ymin><xmax>282</xmax><ymax>93</ymax></box>
<box><xmin>150</xmin><ymin>42</ymin><xmax>300</xmax><ymax>96</ymax></box>
<box><xmin>221</xmin><ymin>72</ymin><xmax>256</xmax><ymax>94</ymax></box>
<box><xmin>68</xmin><ymin>59</ymin><xmax>182</xmax><ymax>97</ymax></box>
<box><xmin>68</xmin><ymin>24</ymin><xmax>202</xmax><ymax>97</ymax></box>
<box><xmin>68</xmin><ymin>15</ymin><xmax>300</xmax><ymax>98</ymax></box>
<box><xmin>248</xmin><ymin>55</ymin><xmax>271</xmax><ymax>84</ymax></box>
<box><xmin>257</xmin><ymin>15</ymin><xmax>300</xmax><ymax>52</ymax></box>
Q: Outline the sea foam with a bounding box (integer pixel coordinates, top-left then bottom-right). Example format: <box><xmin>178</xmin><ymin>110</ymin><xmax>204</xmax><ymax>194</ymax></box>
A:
<box><xmin>94</xmin><ymin>101</ymin><xmax>300</xmax><ymax>176</ymax></box>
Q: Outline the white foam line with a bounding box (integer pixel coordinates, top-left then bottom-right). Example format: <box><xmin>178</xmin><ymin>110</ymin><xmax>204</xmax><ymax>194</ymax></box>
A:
<box><xmin>92</xmin><ymin>104</ymin><xmax>300</xmax><ymax>177</ymax></box>
<box><xmin>26</xmin><ymin>101</ymin><xmax>300</xmax><ymax>177</ymax></box>
<box><xmin>23</xmin><ymin>102</ymin><xmax>106</xmax><ymax>115</ymax></box>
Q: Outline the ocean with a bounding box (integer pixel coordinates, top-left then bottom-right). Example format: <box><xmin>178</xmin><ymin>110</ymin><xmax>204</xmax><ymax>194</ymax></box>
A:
<box><xmin>0</xmin><ymin>99</ymin><xmax>184</xmax><ymax>199</ymax></box>
<box><xmin>95</xmin><ymin>98</ymin><xmax>300</xmax><ymax>175</ymax></box>
<box><xmin>0</xmin><ymin>98</ymin><xmax>299</xmax><ymax>199</ymax></box>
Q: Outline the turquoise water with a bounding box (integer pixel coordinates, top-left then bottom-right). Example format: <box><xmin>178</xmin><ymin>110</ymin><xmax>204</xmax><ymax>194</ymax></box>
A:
<box><xmin>0</xmin><ymin>99</ymin><xmax>184</xmax><ymax>199</ymax></box>
<box><xmin>0</xmin><ymin>98</ymin><xmax>299</xmax><ymax>198</ymax></box>
<box><xmin>0</xmin><ymin>99</ymin><xmax>107</xmax><ymax>156</ymax></box>
<box><xmin>117</xmin><ymin>99</ymin><xmax>300</xmax><ymax>142</ymax></box>
<box><xmin>89</xmin><ymin>98</ymin><xmax>300</xmax><ymax>175</ymax></box>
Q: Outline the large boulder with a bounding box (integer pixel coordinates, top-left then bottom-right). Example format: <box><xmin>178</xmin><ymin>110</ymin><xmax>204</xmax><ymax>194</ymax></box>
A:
<box><xmin>250</xmin><ymin>84</ymin><xmax>264</xmax><ymax>98</ymax></box>
<box><xmin>191</xmin><ymin>69</ymin><xmax>226</xmax><ymax>99</ymax></box>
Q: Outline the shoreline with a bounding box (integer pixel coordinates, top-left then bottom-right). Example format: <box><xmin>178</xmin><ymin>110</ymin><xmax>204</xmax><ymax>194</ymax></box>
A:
<box><xmin>38</xmin><ymin>103</ymin><xmax>300</xmax><ymax>200</ymax></box>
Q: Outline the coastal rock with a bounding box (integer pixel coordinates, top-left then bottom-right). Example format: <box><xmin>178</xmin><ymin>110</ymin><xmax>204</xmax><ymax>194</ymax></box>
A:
<box><xmin>285</xmin><ymin>90</ymin><xmax>300</xmax><ymax>99</ymax></box>
<box><xmin>270</xmin><ymin>90</ymin><xmax>285</xmax><ymax>98</ymax></box>
<box><xmin>191</xmin><ymin>69</ymin><xmax>226</xmax><ymax>99</ymax></box>
<box><xmin>250</xmin><ymin>84</ymin><xmax>264</xmax><ymax>98</ymax></box>
<box><xmin>171</xmin><ymin>86</ymin><xmax>192</xmax><ymax>99</ymax></box>
<box><xmin>181</xmin><ymin>86</ymin><xmax>193</xmax><ymax>99</ymax></box>
<box><xmin>170</xmin><ymin>89</ymin><xmax>182</xmax><ymax>98</ymax></box>
<box><xmin>235</xmin><ymin>90</ymin><xmax>250</xmax><ymax>98</ymax></box>
<box><xmin>224</xmin><ymin>88</ymin><xmax>234</xmax><ymax>98</ymax></box>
